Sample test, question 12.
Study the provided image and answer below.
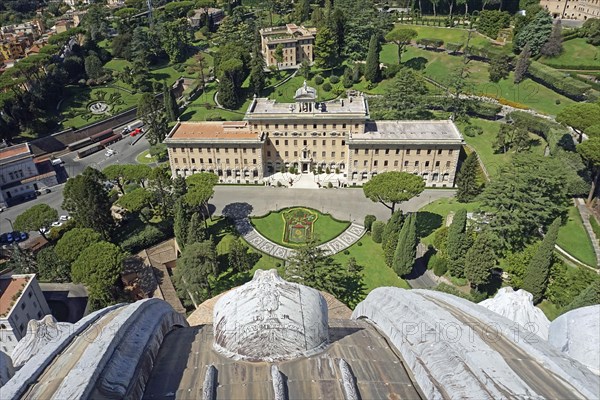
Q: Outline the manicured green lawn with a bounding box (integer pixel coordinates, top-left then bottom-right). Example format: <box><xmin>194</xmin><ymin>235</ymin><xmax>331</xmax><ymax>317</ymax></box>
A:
<box><xmin>58</xmin><ymin>86</ymin><xmax>141</xmax><ymax>129</ymax></box>
<box><xmin>557</xmin><ymin>205</ymin><xmax>598</xmax><ymax>267</ymax></box>
<box><xmin>381</xmin><ymin>45</ymin><xmax>574</xmax><ymax>115</ymax></box>
<box><xmin>457</xmin><ymin>118</ymin><xmax>547</xmax><ymax>178</ymax></box>
<box><xmin>540</xmin><ymin>38</ymin><xmax>600</xmax><ymax>69</ymax></box>
<box><xmin>266</xmin><ymin>75</ymin><xmax>341</xmax><ymax>103</ymax></box>
<box><xmin>333</xmin><ymin>235</ymin><xmax>410</xmax><ymax>293</ymax></box>
<box><xmin>394</xmin><ymin>24</ymin><xmax>494</xmax><ymax>49</ymax></box>
<box><xmin>537</xmin><ymin>300</ymin><xmax>561</xmax><ymax>321</ymax></box>
<box><xmin>418</xmin><ymin>197</ymin><xmax>483</xmax><ymax>246</ymax></box>
<box><xmin>251</xmin><ymin>207</ymin><xmax>350</xmax><ymax>247</ymax></box>
<box><xmin>135</xmin><ymin>150</ymin><xmax>159</xmax><ymax>165</ymax></box>
<box><xmin>179</xmin><ymin>83</ymin><xmax>248</xmax><ymax>121</ymax></box>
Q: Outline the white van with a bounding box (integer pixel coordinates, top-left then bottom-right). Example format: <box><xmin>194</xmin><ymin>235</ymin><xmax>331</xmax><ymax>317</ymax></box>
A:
<box><xmin>123</xmin><ymin>120</ymin><xmax>143</xmax><ymax>134</ymax></box>
<box><xmin>51</xmin><ymin>158</ymin><xmax>63</xmax><ymax>166</ymax></box>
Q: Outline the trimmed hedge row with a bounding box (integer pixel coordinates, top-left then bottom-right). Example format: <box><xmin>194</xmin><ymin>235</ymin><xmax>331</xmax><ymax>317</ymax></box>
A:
<box><xmin>121</xmin><ymin>222</ymin><xmax>173</xmax><ymax>254</ymax></box>
<box><xmin>507</xmin><ymin>111</ymin><xmax>563</xmax><ymax>139</ymax></box>
<box><xmin>527</xmin><ymin>61</ymin><xmax>592</xmax><ymax>100</ymax></box>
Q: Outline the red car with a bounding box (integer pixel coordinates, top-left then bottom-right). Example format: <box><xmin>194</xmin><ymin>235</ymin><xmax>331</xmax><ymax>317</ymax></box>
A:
<box><xmin>130</xmin><ymin>128</ymin><xmax>143</xmax><ymax>137</ymax></box>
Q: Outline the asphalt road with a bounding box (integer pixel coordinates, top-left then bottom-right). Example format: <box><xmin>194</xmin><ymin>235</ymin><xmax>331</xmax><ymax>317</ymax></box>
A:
<box><xmin>1</xmin><ymin>134</ymin><xmax>150</xmax><ymax>234</ymax></box>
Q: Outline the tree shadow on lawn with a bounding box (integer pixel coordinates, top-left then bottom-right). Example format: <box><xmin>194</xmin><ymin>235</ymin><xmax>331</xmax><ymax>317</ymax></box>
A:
<box><xmin>416</xmin><ymin>211</ymin><xmax>443</xmax><ymax>238</ymax></box>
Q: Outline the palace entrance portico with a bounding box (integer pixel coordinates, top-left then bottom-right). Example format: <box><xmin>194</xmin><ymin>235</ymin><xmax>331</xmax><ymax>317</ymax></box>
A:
<box><xmin>300</xmin><ymin>147</ymin><xmax>312</xmax><ymax>173</ymax></box>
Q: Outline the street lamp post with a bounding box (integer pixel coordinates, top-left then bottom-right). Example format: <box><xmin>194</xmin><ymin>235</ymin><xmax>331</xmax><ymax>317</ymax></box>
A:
<box><xmin>5</xmin><ymin>218</ymin><xmax>14</xmax><ymax>232</ymax></box>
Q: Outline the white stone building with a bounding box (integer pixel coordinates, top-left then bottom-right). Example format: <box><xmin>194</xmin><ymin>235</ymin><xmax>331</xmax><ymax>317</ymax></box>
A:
<box><xmin>0</xmin><ymin>274</ymin><xmax>51</xmax><ymax>354</ymax></box>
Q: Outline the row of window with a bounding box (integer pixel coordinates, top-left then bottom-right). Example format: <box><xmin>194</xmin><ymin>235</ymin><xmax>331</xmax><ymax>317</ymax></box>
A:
<box><xmin>266</xmin><ymin>151</ymin><xmax>346</xmax><ymax>158</ymax></box>
<box><xmin>354</xmin><ymin>148</ymin><xmax>453</xmax><ymax>155</ymax></box>
<box><xmin>271</xmin><ymin>139</ymin><xmax>346</xmax><ymax>147</ymax></box>
<box><xmin>353</xmin><ymin>160</ymin><xmax>451</xmax><ymax>168</ymax></box>
<box><xmin>172</xmin><ymin>147</ymin><xmax>257</xmax><ymax>154</ymax></box>
<box><xmin>261</xmin><ymin>123</ymin><xmax>356</xmax><ymax>130</ymax></box>
<box><xmin>174</xmin><ymin>158</ymin><xmax>258</xmax><ymax>165</ymax></box>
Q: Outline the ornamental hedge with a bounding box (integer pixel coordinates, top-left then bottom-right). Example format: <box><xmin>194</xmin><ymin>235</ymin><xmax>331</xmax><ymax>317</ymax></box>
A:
<box><xmin>527</xmin><ymin>61</ymin><xmax>592</xmax><ymax>100</ymax></box>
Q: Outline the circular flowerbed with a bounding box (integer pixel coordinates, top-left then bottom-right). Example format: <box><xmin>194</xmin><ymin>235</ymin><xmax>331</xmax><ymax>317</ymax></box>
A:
<box><xmin>251</xmin><ymin>207</ymin><xmax>350</xmax><ymax>247</ymax></box>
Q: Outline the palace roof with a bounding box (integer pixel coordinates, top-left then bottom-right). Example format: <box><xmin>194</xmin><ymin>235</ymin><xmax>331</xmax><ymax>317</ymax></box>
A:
<box><xmin>351</xmin><ymin>120</ymin><xmax>464</xmax><ymax>144</ymax></box>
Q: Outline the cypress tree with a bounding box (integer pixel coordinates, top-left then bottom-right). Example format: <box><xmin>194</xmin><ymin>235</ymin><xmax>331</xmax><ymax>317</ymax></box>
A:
<box><xmin>228</xmin><ymin>238</ymin><xmax>251</xmax><ymax>273</ymax></box>
<box><xmin>187</xmin><ymin>212</ymin><xmax>206</xmax><ymax>245</ymax></box>
<box><xmin>562</xmin><ymin>280</ymin><xmax>600</xmax><ymax>313</ymax></box>
<box><xmin>464</xmin><ymin>230</ymin><xmax>496</xmax><ymax>288</ymax></box>
<box><xmin>174</xmin><ymin>198</ymin><xmax>189</xmax><ymax>249</ymax></box>
<box><xmin>514</xmin><ymin>10</ymin><xmax>553</xmax><ymax>56</ymax></box>
<box><xmin>392</xmin><ymin>213</ymin><xmax>417</xmax><ymax>276</ymax></box>
<box><xmin>218</xmin><ymin>73</ymin><xmax>237</xmax><ymax>109</ymax></box>
<box><xmin>540</xmin><ymin>20</ymin><xmax>563</xmax><ymax>57</ymax></box>
<box><xmin>446</xmin><ymin>208</ymin><xmax>469</xmax><ymax>277</ymax></box>
<box><xmin>163</xmin><ymin>84</ymin><xmax>179</xmax><ymax>121</ymax></box>
<box><xmin>249</xmin><ymin>42</ymin><xmax>266</xmax><ymax>95</ymax></box>
<box><xmin>456</xmin><ymin>152</ymin><xmax>481</xmax><ymax>202</ymax></box>
<box><xmin>522</xmin><ymin>217</ymin><xmax>561</xmax><ymax>303</ymax></box>
<box><xmin>364</xmin><ymin>34</ymin><xmax>381</xmax><ymax>83</ymax></box>
<box><xmin>382</xmin><ymin>210</ymin><xmax>405</xmax><ymax>267</ymax></box>
<box><xmin>514</xmin><ymin>43</ymin><xmax>531</xmax><ymax>84</ymax></box>
<box><xmin>371</xmin><ymin>221</ymin><xmax>385</xmax><ymax>243</ymax></box>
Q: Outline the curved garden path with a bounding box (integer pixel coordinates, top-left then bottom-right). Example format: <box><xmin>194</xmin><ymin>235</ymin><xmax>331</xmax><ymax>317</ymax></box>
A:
<box><xmin>233</xmin><ymin>217</ymin><xmax>366</xmax><ymax>260</ymax></box>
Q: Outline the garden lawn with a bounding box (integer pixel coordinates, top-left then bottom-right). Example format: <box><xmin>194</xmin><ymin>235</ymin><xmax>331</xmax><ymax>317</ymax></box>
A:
<box><xmin>179</xmin><ymin>83</ymin><xmax>247</xmax><ymax>122</ymax></box>
<box><xmin>381</xmin><ymin>45</ymin><xmax>574</xmax><ymax>115</ymax></box>
<box><xmin>457</xmin><ymin>118</ymin><xmax>547</xmax><ymax>178</ymax></box>
<box><xmin>266</xmin><ymin>75</ymin><xmax>341</xmax><ymax>103</ymax></box>
<box><xmin>418</xmin><ymin>198</ymin><xmax>483</xmax><ymax>246</ymax></box>
<box><xmin>557</xmin><ymin>206</ymin><xmax>598</xmax><ymax>267</ymax></box>
<box><xmin>539</xmin><ymin>38</ymin><xmax>600</xmax><ymax>70</ymax></box>
<box><xmin>251</xmin><ymin>208</ymin><xmax>350</xmax><ymax>247</ymax></box>
<box><xmin>394</xmin><ymin>24</ymin><xmax>494</xmax><ymax>49</ymax></box>
<box><xmin>58</xmin><ymin>86</ymin><xmax>141</xmax><ymax>129</ymax></box>
<box><xmin>537</xmin><ymin>300</ymin><xmax>561</xmax><ymax>321</ymax></box>
<box><xmin>333</xmin><ymin>235</ymin><xmax>410</xmax><ymax>293</ymax></box>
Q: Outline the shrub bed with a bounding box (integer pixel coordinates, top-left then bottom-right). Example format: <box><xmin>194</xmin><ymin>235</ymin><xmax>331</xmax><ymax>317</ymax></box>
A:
<box><xmin>527</xmin><ymin>61</ymin><xmax>592</xmax><ymax>100</ymax></box>
<box><xmin>121</xmin><ymin>222</ymin><xmax>173</xmax><ymax>253</ymax></box>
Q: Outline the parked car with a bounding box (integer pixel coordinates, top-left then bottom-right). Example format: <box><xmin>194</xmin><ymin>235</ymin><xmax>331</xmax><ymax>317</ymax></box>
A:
<box><xmin>51</xmin><ymin>158</ymin><xmax>64</xmax><ymax>166</ymax></box>
<box><xmin>35</xmin><ymin>188</ymin><xmax>51</xmax><ymax>196</ymax></box>
<box><xmin>51</xmin><ymin>221</ymin><xmax>63</xmax><ymax>227</ymax></box>
<box><xmin>5</xmin><ymin>232</ymin><xmax>14</xmax><ymax>243</ymax></box>
<box><xmin>129</xmin><ymin>128</ymin><xmax>143</xmax><ymax>137</ymax></box>
<box><xmin>59</xmin><ymin>215</ymin><xmax>71</xmax><ymax>221</ymax></box>
<box><xmin>105</xmin><ymin>149</ymin><xmax>115</xmax><ymax>157</ymax></box>
<box><xmin>13</xmin><ymin>231</ymin><xmax>28</xmax><ymax>242</ymax></box>
<box><xmin>123</xmin><ymin>120</ymin><xmax>143</xmax><ymax>134</ymax></box>
<box><xmin>0</xmin><ymin>233</ymin><xmax>9</xmax><ymax>243</ymax></box>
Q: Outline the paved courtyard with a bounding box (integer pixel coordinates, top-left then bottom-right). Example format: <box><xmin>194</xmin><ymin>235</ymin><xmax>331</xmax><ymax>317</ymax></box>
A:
<box><xmin>211</xmin><ymin>186</ymin><xmax>455</xmax><ymax>222</ymax></box>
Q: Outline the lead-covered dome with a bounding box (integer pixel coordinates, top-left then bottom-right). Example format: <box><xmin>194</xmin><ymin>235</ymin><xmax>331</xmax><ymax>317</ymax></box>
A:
<box><xmin>213</xmin><ymin>269</ymin><xmax>328</xmax><ymax>361</ymax></box>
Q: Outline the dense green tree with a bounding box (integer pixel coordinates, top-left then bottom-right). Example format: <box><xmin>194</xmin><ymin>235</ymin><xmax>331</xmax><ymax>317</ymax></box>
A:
<box><xmin>576</xmin><ymin>138</ymin><xmax>600</xmax><ymax>204</ymax></box>
<box><xmin>540</xmin><ymin>20</ymin><xmax>563</xmax><ymax>57</ymax></box>
<box><xmin>174</xmin><ymin>198</ymin><xmax>190</xmax><ymax>249</ymax></box>
<box><xmin>562</xmin><ymin>280</ymin><xmax>600</xmax><ymax>313</ymax></box>
<box><xmin>55</xmin><ymin>228</ymin><xmax>102</xmax><ymax>264</ymax></box>
<box><xmin>35</xmin><ymin>246</ymin><xmax>71</xmax><ymax>283</ymax></box>
<box><xmin>363</xmin><ymin>171</ymin><xmax>425</xmax><ymax>215</ymax></box>
<box><xmin>81</xmin><ymin>4</ymin><xmax>109</xmax><ymax>42</ymax></box>
<box><xmin>430</xmin><ymin>254</ymin><xmax>448</xmax><ymax>277</ymax></box>
<box><xmin>446</xmin><ymin>208</ymin><xmax>470</xmax><ymax>277</ymax></box>
<box><xmin>185</xmin><ymin>172</ymin><xmax>217</xmax><ymax>225</ymax></box>
<box><xmin>186</xmin><ymin>212</ymin><xmax>206</xmax><ymax>245</ymax></box>
<box><xmin>480</xmin><ymin>155</ymin><xmax>569</xmax><ymax>251</ymax></box>
<box><xmin>218</xmin><ymin>72</ymin><xmax>237</xmax><ymax>109</ymax></box>
<box><xmin>392</xmin><ymin>213</ymin><xmax>417</xmax><ymax>276</ymax></box>
<box><xmin>299</xmin><ymin>59</ymin><xmax>311</xmax><ymax>79</ymax></box>
<box><xmin>364</xmin><ymin>34</ymin><xmax>381</xmax><ymax>83</ymax></box>
<box><xmin>173</xmin><ymin>176</ymin><xmax>188</xmax><ymax>198</ymax></box>
<box><xmin>547</xmin><ymin>261</ymin><xmax>599</xmax><ymax>308</ymax></box>
<box><xmin>514</xmin><ymin>10</ymin><xmax>553</xmax><ymax>55</ymax></box>
<box><xmin>488</xmin><ymin>54</ymin><xmax>511</xmax><ymax>82</ymax></box>
<box><xmin>377</xmin><ymin>69</ymin><xmax>431</xmax><ymax>119</ymax></box>
<box><xmin>72</xmin><ymin>241</ymin><xmax>126</xmax><ymax>310</ymax></box>
<box><xmin>371</xmin><ymin>221</ymin><xmax>385</xmax><ymax>243</ymax></box>
<box><xmin>285</xmin><ymin>240</ymin><xmax>365</xmax><ymax>307</ymax></box>
<box><xmin>111</xmin><ymin>32</ymin><xmax>133</xmax><ymax>60</ymax></box>
<box><xmin>464</xmin><ymin>230</ymin><xmax>496</xmax><ymax>288</ymax></box>
<box><xmin>228</xmin><ymin>238</ymin><xmax>251</xmax><ymax>273</ymax></box>
<box><xmin>582</xmin><ymin>18</ymin><xmax>600</xmax><ymax>46</ymax></box>
<box><xmin>364</xmin><ymin>215</ymin><xmax>377</xmax><ymax>232</ymax></box>
<box><xmin>13</xmin><ymin>204</ymin><xmax>58</xmax><ymax>241</ymax></box>
<box><xmin>522</xmin><ymin>217</ymin><xmax>560</xmax><ymax>303</ymax></box>
<box><xmin>103</xmin><ymin>164</ymin><xmax>127</xmax><ymax>194</ymax></box>
<box><xmin>161</xmin><ymin>18</ymin><xmax>193</xmax><ymax>63</ymax></box>
<box><xmin>557</xmin><ymin>103</ymin><xmax>600</xmax><ymax>143</ymax></box>
<box><xmin>148</xmin><ymin>165</ymin><xmax>174</xmax><ymax>219</ymax></box>
<box><xmin>385</xmin><ymin>28</ymin><xmax>418</xmax><ymax>64</ymax></box>
<box><xmin>294</xmin><ymin>0</ymin><xmax>311</xmax><ymax>23</ymax></box>
<box><xmin>173</xmin><ymin>240</ymin><xmax>218</xmax><ymax>306</ymax></box>
<box><xmin>5</xmin><ymin>245</ymin><xmax>36</xmax><ymax>274</ymax></box>
<box><xmin>456</xmin><ymin>152</ymin><xmax>481</xmax><ymax>202</ymax></box>
<box><xmin>476</xmin><ymin>10</ymin><xmax>511</xmax><ymax>39</ymax></box>
<box><xmin>84</xmin><ymin>54</ymin><xmax>104</xmax><ymax>80</ymax></box>
<box><xmin>494</xmin><ymin>123</ymin><xmax>530</xmax><ymax>153</ymax></box>
<box><xmin>314</xmin><ymin>26</ymin><xmax>339</xmax><ymax>69</ymax></box>
<box><xmin>117</xmin><ymin>188</ymin><xmax>155</xmax><ymax>220</ymax></box>
<box><xmin>382</xmin><ymin>210</ymin><xmax>405</xmax><ymax>267</ymax></box>
<box><xmin>503</xmin><ymin>242</ymin><xmax>539</xmax><ymax>289</ymax></box>
<box><xmin>514</xmin><ymin>43</ymin><xmax>531</xmax><ymax>84</ymax></box>
<box><xmin>163</xmin><ymin>84</ymin><xmax>179</xmax><ymax>121</ymax></box>
<box><xmin>62</xmin><ymin>167</ymin><xmax>114</xmax><ymax>240</ymax></box>
<box><xmin>249</xmin><ymin>43</ymin><xmax>266</xmax><ymax>95</ymax></box>
<box><xmin>137</xmin><ymin>93</ymin><xmax>168</xmax><ymax>145</ymax></box>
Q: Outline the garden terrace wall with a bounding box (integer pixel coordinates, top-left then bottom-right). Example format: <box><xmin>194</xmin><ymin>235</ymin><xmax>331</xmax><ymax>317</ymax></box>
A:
<box><xmin>527</xmin><ymin>61</ymin><xmax>593</xmax><ymax>101</ymax></box>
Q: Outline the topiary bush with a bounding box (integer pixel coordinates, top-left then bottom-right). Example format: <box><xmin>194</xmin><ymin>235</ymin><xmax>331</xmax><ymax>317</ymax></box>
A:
<box><xmin>364</xmin><ymin>215</ymin><xmax>376</xmax><ymax>231</ymax></box>
<box><xmin>322</xmin><ymin>82</ymin><xmax>332</xmax><ymax>92</ymax></box>
<box><xmin>314</xmin><ymin>75</ymin><xmax>324</xmax><ymax>85</ymax></box>
<box><xmin>371</xmin><ymin>221</ymin><xmax>385</xmax><ymax>243</ymax></box>
<box><xmin>121</xmin><ymin>223</ymin><xmax>173</xmax><ymax>253</ymax></box>
<box><xmin>329</xmin><ymin>75</ymin><xmax>340</xmax><ymax>84</ymax></box>
<box><xmin>430</xmin><ymin>254</ymin><xmax>448</xmax><ymax>276</ymax></box>
<box><xmin>464</xmin><ymin>125</ymin><xmax>484</xmax><ymax>137</ymax></box>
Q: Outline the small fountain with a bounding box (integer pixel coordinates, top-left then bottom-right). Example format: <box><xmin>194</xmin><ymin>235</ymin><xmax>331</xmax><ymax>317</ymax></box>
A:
<box><xmin>89</xmin><ymin>101</ymin><xmax>110</xmax><ymax>115</ymax></box>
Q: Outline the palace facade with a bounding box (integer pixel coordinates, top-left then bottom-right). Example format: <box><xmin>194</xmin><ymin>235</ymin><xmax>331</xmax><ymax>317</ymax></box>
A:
<box><xmin>540</xmin><ymin>0</ymin><xmax>600</xmax><ymax>20</ymax></box>
<box><xmin>165</xmin><ymin>83</ymin><xmax>464</xmax><ymax>187</ymax></box>
<box><xmin>260</xmin><ymin>24</ymin><xmax>316</xmax><ymax>69</ymax></box>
